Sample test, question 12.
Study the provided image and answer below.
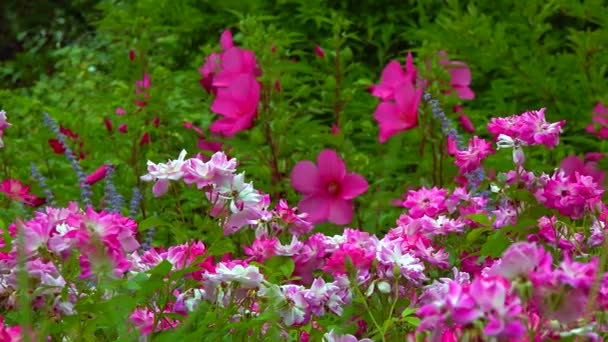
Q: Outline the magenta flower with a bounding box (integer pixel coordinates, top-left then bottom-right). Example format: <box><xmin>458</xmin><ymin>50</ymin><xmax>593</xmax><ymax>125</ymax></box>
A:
<box><xmin>291</xmin><ymin>149</ymin><xmax>368</xmax><ymax>225</ymax></box>
<box><xmin>586</xmin><ymin>102</ymin><xmax>608</xmax><ymax>139</ymax></box>
<box><xmin>370</xmin><ymin>53</ymin><xmax>417</xmax><ymax>102</ymax></box>
<box><xmin>494</xmin><ymin>242</ymin><xmax>546</xmax><ymax>279</ymax></box>
<box><xmin>209</xmin><ymin>74</ymin><xmax>260</xmax><ymax>137</ymax></box>
<box><xmin>401</xmin><ymin>186</ymin><xmax>449</xmax><ymax>218</ymax></box>
<box><xmin>438</xmin><ymin>52</ymin><xmax>475</xmax><ymax>100</ymax></box>
<box><xmin>85</xmin><ymin>164</ymin><xmax>112</xmax><ymax>185</ymax></box>
<box><xmin>212</xmin><ymin>47</ymin><xmax>261</xmax><ymax>89</ymax></box>
<box><xmin>373</xmin><ymin>81</ymin><xmax>422</xmax><ymax>143</ymax></box>
<box><xmin>560</xmin><ymin>155</ymin><xmax>605</xmax><ymax>188</ymax></box>
<box><xmin>314</xmin><ymin>45</ymin><xmax>325</xmax><ymax>58</ymax></box>
<box><xmin>454</xmin><ymin>136</ymin><xmax>494</xmax><ymax>174</ymax></box>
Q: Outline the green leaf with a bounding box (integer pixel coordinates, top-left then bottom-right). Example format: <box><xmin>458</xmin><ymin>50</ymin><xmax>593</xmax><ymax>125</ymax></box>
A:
<box><xmin>480</xmin><ymin>230</ymin><xmax>511</xmax><ymax>258</ymax></box>
<box><xmin>466</xmin><ymin>227</ymin><xmax>490</xmax><ymax>243</ymax></box>
<box><xmin>279</xmin><ymin>258</ymin><xmax>295</xmax><ymax>278</ymax></box>
<box><xmin>147</xmin><ymin>259</ymin><xmax>173</xmax><ymax>277</ymax></box>
<box><xmin>206</xmin><ymin>238</ymin><xmax>236</xmax><ymax>256</ymax></box>
<box><xmin>465</xmin><ymin>213</ymin><xmax>492</xmax><ymax>226</ymax></box>
<box><xmin>401</xmin><ymin>307</ymin><xmax>417</xmax><ymax>317</ymax></box>
<box><xmin>138</xmin><ymin>216</ymin><xmax>171</xmax><ymax>231</ymax></box>
<box><xmin>403</xmin><ymin>316</ymin><xmax>421</xmax><ymax>327</ymax></box>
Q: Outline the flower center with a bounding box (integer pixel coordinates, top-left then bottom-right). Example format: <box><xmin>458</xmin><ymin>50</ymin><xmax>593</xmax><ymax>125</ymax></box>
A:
<box><xmin>327</xmin><ymin>181</ymin><xmax>340</xmax><ymax>196</ymax></box>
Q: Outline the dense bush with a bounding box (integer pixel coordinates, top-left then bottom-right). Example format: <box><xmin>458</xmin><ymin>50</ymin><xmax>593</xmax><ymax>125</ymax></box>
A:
<box><xmin>0</xmin><ymin>0</ymin><xmax>607</xmax><ymax>340</ymax></box>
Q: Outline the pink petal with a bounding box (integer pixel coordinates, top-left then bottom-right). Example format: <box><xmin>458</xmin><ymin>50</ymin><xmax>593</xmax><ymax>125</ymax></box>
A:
<box><xmin>220</xmin><ymin>30</ymin><xmax>234</xmax><ymax>50</ymax></box>
<box><xmin>380</xmin><ymin>61</ymin><xmax>407</xmax><ymax>86</ymax></box>
<box><xmin>210</xmin><ymin>92</ymin><xmax>243</xmax><ymax>117</ymax></box>
<box><xmin>454</xmin><ymin>85</ymin><xmax>475</xmax><ymax>100</ymax></box>
<box><xmin>594</xmin><ymin>102</ymin><xmax>608</xmax><ymax>116</ymax></box>
<box><xmin>560</xmin><ymin>155</ymin><xmax>585</xmax><ymax>176</ymax></box>
<box><xmin>298</xmin><ymin>194</ymin><xmax>331</xmax><ymax>223</ymax></box>
<box><xmin>152</xmin><ymin>179</ymin><xmax>170</xmax><ymax>197</ymax></box>
<box><xmin>327</xmin><ymin>198</ymin><xmax>354</xmax><ymax>225</ymax></box>
<box><xmin>291</xmin><ymin>161</ymin><xmax>321</xmax><ymax>194</ymax></box>
<box><xmin>404</xmin><ymin>52</ymin><xmax>417</xmax><ymax>83</ymax></box>
<box><xmin>317</xmin><ymin>149</ymin><xmax>346</xmax><ymax>182</ymax></box>
<box><xmin>209</xmin><ymin>115</ymin><xmax>255</xmax><ymax>137</ymax></box>
<box><xmin>395</xmin><ymin>81</ymin><xmax>416</xmax><ymax>111</ymax></box>
<box><xmin>373</xmin><ymin>102</ymin><xmax>408</xmax><ymax>143</ymax></box>
<box><xmin>449</xmin><ymin>64</ymin><xmax>471</xmax><ymax>86</ymax></box>
<box><xmin>340</xmin><ymin>173</ymin><xmax>368</xmax><ymax>199</ymax></box>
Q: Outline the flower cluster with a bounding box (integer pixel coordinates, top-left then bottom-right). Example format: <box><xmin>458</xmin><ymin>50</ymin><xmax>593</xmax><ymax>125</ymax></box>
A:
<box><xmin>0</xmin><ymin>204</ymin><xmax>140</xmax><ymax>316</ymax></box>
<box><xmin>141</xmin><ymin>150</ymin><xmax>270</xmax><ymax>234</ymax></box>
<box><xmin>489</xmin><ymin>108</ymin><xmax>566</xmax><ymax>164</ymax></box>
<box><xmin>0</xmin><ymin>179</ymin><xmax>46</xmax><ymax>207</ymax></box>
<box><xmin>371</xmin><ymin>53</ymin><xmax>422</xmax><ymax>143</ymax></box>
<box><xmin>199</xmin><ymin>30</ymin><xmax>262</xmax><ymax>137</ymax></box>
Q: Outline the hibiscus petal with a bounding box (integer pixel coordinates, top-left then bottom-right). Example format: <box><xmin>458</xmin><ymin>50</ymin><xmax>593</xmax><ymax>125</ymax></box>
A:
<box><xmin>450</xmin><ymin>64</ymin><xmax>472</xmax><ymax>86</ymax></box>
<box><xmin>340</xmin><ymin>173</ymin><xmax>369</xmax><ymax>199</ymax></box>
<box><xmin>454</xmin><ymin>85</ymin><xmax>475</xmax><ymax>100</ymax></box>
<box><xmin>327</xmin><ymin>198</ymin><xmax>353</xmax><ymax>225</ymax></box>
<box><xmin>291</xmin><ymin>161</ymin><xmax>321</xmax><ymax>194</ymax></box>
<box><xmin>380</xmin><ymin>61</ymin><xmax>407</xmax><ymax>86</ymax></box>
<box><xmin>394</xmin><ymin>81</ymin><xmax>416</xmax><ymax>111</ymax></box>
<box><xmin>298</xmin><ymin>194</ymin><xmax>330</xmax><ymax>223</ymax></box>
<box><xmin>220</xmin><ymin>30</ymin><xmax>234</xmax><ymax>50</ymax></box>
<box><xmin>210</xmin><ymin>91</ymin><xmax>243</xmax><ymax>117</ymax></box>
<box><xmin>317</xmin><ymin>149</ymin><xmax>346</xmax><ymax>181</ymax></box>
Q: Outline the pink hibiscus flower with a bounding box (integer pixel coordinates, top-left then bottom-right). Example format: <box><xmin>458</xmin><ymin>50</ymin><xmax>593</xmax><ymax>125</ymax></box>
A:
<box><xmin>373</xmin><ymin>80</ymin><xmax>423</xmax><ymax>143</ymax></box>
<box><xmin>291</xmin><ymin>150</ymin><xmax>368</xmax><ymax>225</ymax></box>
<box><xmin>209</xmin><ymin>74</ymin><xmax>261</xmax><ymax>137</ymax></box>
<box><xmin>438</xmin><ymin>52</ymin><xmax>475</xmax><ymax>100</ymax></box>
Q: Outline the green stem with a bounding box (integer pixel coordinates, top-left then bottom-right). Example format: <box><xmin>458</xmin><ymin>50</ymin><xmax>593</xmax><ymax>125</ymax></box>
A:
<box><xmin>352</xmin><ymin>282</ymin><xmax>386</xmax><ymax>342</ymax></box>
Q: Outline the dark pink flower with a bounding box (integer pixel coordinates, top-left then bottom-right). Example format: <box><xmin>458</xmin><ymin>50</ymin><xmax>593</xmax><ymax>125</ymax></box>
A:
<box><xmin>219</xmin><ymin>29</ymin><xmax>234</xmax><ymax>50</ymax></box>
<box><xmin>454</xmin><ymin>136</ymin><xmax>494</xmax><ymax>173</ymax></box>
<box><xmin>314</xmin><ymin>45</ymin><xmax>325</xmax><ymax>58</ymax></box>
<box><xmin>140</xmin><ymin>132</ymin><xmax>150</xmax><ymax>146</ymax></box>
<box><xmin>0</xmin><ymin>179</ymin><xmax>45</xmax><ymax>207</ymax></box>
<box><xmin>330</xmin><ymin>124</ymin><xmax>340</xmax><ymax>135</ymax></box>
<box><xmin>129</xmin><ymin>50</ymin><xmax>136</xmax><ymax>61</ymax></box>
<box><xmin>85</xmin><ymin>165</ymin><xmax>112</xmax><ymax>185</ymax></box>
<box><xmin>458</xmin><ymin>114</ymin><xmax>475</xmax><ymax>133</ymax></box>
<box><xmin>587</xmin><ymin>102</ymin><xmax>608</xmax><ymax>139</ymax></box>
<box><xmin>560</xmin><ymin>155</ymin><xmax>605</xmax><ymax>188</ymax></box>
<box><xmin>291</xmin><ymin>150</ymin><xmax>368</xmax><ymax>225</ymax></box>
<box><xmin>212</xmin><ymin>47</ymin><xmax>261</xmax><ymax>89</ymax></box>
<box><xmin>438</xmin><ymin>52</ymin><xmax>475</xmax><ymax>100</ymax></box>
<box><xmin>103</xmin><ymin>118</ymin><xmax>113</xmax><ymax>132</ymax></box>
<box><xmin>370</xmin><ymin>53</ymin><xmax>417</xmax><ymax>101</ymax></box>
<box><xmin>209</xmin><ymin>74</ymin><xmax>260</xmax><ymax>137</ymax></box>
<box><xmin>401</xmin><ymin>186</ymin><xmax>448</xmax><ymax>218</ymax></box>
<box><xmin>373</xmin><ymin>81</ymin><xmax>422</xmax><ymax>143</ymax></box>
